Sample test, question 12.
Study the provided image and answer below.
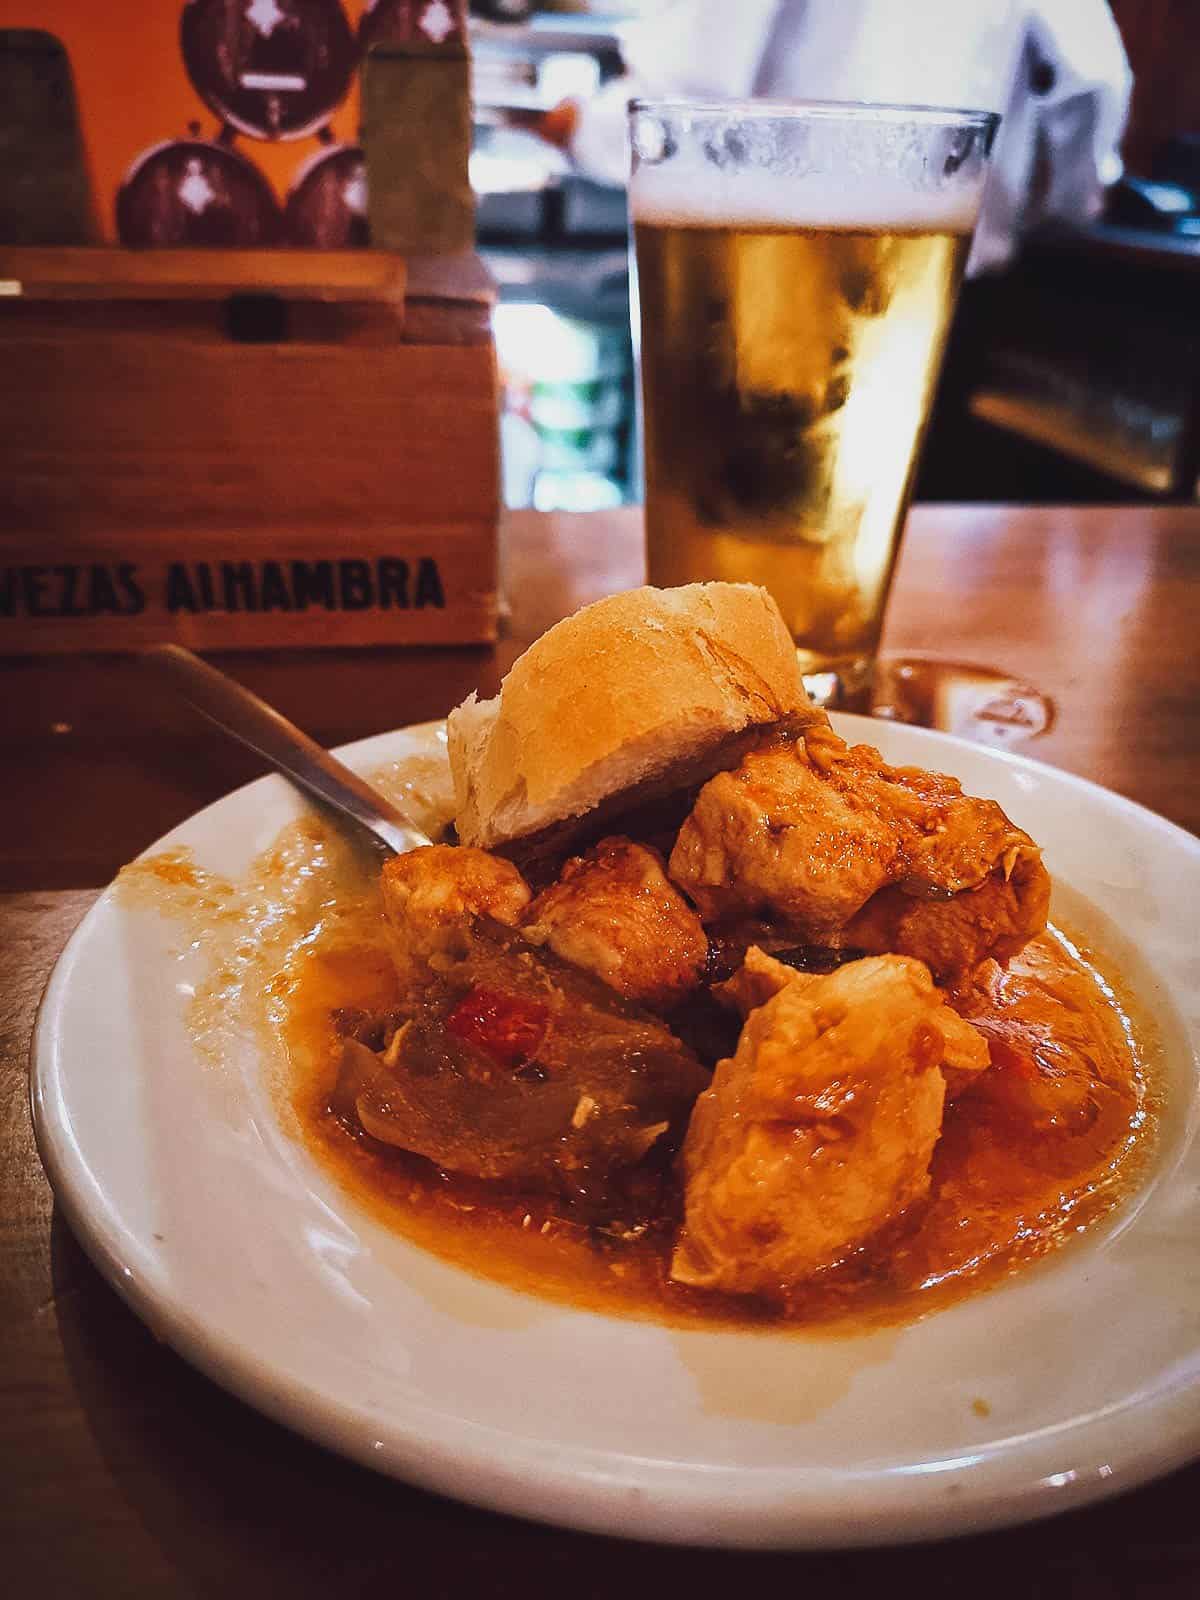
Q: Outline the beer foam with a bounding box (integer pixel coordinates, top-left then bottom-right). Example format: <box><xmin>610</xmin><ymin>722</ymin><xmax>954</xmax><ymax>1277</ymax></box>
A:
<box><xmin>630</xmin><ymin>163</ymin><xmax>983</xmax><ymax>234</ymax></box>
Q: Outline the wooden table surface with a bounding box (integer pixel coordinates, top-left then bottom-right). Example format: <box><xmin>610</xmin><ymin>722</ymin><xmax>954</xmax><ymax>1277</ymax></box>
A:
<box><xmin>5</xmin><ymin>505</ymin><xmax>1199</xmax><ymax>1597</ymax></box>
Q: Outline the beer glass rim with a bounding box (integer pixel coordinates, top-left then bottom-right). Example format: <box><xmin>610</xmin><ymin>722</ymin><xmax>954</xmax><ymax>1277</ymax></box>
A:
<box><xmin>628</xmin><ymin>96</ymin><xmax>999</xmax><ymax>133</ymax></box>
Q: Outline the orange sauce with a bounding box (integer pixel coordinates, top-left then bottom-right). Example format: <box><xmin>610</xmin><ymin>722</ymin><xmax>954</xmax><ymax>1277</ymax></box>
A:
<box><xmin>119</xmin><ymin>773</ymin><xmax>1159</xmax><ymax>1336</ymax></box>
<box><xmin>279</xmin><ymin>894</ymin><xmax>1157</xmax><ymax>1332</ymax></box>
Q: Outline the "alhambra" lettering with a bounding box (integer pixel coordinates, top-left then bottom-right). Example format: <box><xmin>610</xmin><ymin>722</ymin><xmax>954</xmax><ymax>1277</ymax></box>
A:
<box><xmin>163</xmin><ymin>557</ymin><xmax>446</xmax><ymax>614</ymax></box>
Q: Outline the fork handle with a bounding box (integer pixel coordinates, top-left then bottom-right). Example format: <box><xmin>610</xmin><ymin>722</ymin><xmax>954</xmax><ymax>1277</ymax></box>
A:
<box><xmin>146</xmin><ymin>644</ymin><xmax>431</xmax><ymax>858</ymax></box>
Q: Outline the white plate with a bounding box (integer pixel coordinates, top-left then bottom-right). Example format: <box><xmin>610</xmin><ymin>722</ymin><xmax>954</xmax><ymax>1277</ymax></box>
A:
<box><xmin>31</xmin><ymin>715</ymin><xmax>1200</xmax><ymax>1549</ymax></box>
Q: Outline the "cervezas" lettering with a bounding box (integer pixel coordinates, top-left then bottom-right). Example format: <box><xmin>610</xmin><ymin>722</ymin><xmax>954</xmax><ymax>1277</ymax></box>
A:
<box><xmin>0</xmin><ymin>557</ymin><xmax>447</xmax><ymax>620</ymax></box>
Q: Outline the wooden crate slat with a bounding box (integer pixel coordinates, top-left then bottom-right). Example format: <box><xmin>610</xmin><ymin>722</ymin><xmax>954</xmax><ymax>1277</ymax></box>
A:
<box><xmin>0</xmin><ymin>522</ymin><xmax>498</xmax><ymax>652</ymax></box>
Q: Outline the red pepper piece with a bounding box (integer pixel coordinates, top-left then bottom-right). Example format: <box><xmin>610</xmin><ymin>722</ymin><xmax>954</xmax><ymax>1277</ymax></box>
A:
<box><xmin>445</xmin><ymin>986</ymin><xmax>550</xmax><ymax>1070</ymax></box>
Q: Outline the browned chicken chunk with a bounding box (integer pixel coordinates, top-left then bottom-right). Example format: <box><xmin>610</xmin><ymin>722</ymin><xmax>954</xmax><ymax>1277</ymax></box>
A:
<box><xmin>380</xmin><ymin>844</ymin><xmax>531</xmax><ymax>990</ymax></box>
<box><xmin>715</xmin><ymin>945</ymin><xmax>990</xmax><ymax>1097</ymax></box>
<box><xmin>522</xmin><ymin>836</ymin><xmax>708</xmax><ymax>1011</ymax></box>
<box><xmin>672</xmin><ymin>955</ymin><xmax>973</xmax><ymax>1297</ymax></box>
<box><xmin>953</xmin><ymin>944</ymin><xmax>1134</xmax><ymax>1133</ymax></box>
<box><xmin>669</xmin><ymin>721</ymin><xmax>1049</xmax><ymax>983</ymax></box>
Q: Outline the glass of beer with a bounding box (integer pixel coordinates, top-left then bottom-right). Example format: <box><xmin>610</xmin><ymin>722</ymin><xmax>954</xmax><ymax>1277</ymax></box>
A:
<box><xmin>628</xmin><ymin>99</ymin><xmax>998</xmax><ymax>707</ymax></box>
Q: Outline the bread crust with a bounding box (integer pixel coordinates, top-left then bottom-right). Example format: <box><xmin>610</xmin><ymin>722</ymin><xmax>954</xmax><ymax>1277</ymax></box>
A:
<box><xmin>448</xmin><ymin>583</ymin><xmax>809</xmax><ymax>851</ymax></box>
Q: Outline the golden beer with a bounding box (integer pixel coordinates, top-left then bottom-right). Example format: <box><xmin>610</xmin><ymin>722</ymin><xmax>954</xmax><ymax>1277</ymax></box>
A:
<box><xmin>628</xmin><ymin>102</ymin><xmax>996</xmax><ymax>703</ymax></box>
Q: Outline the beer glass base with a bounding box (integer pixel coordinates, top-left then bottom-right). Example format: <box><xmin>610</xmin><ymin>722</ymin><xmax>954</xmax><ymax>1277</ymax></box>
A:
<box><xmin>798</xmin><ymin>652</ymin><xmax>875</xmax><ymax>713</ymax></box>
<box><xmin>800</xmin><ymin>654</ymin><xmax>1055</xmax><ymax>750</ymax></box>
<box><xmin>870</xmin><ymin>655</ymin><xmax>1054</xmax><ymax>749</ymax></box>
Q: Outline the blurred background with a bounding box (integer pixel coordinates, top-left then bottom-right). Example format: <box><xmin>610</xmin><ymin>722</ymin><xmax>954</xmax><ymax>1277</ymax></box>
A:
<box><xmin>3</xmin><ymin>0</ymin><xmax>1199</xmax><ymax>516</ymax></box>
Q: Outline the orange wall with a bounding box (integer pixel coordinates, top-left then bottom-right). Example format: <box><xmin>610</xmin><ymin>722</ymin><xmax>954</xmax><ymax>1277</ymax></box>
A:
<box><xmin>0</xmin><ymin>1</ymin><xmax>370</xmax><ymax>241</ymax></box>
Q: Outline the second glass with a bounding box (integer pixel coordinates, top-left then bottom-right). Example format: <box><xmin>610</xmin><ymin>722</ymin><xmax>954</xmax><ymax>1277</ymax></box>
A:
<box><xmin>628</xmin><ymin>99</ymin><xmax>998</xmax><ymax>706</ymax></box>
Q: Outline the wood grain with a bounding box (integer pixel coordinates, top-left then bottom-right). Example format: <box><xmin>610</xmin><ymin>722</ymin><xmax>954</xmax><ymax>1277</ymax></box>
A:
<box><xmin>0</xmin><ymin>246</ymin><xmax>408</xmax><ymax>302</ymax></box>
<box><xmin>0</xmin><ymin>335</ymin><xmax>499</xmax><ymax>531</ymax></box>
<box><xmin>881</xmin><ymin>503</ymin><xmax>1200</xmax><ymax>835</ymax></box>
<box><xmin>0</xmin><ymin>523</ymin><xmax>499</xmax><ymax>652</ymax></box>
<box><xmin>4</xmin><ymin>505</ymin><xmax>1200</xmax><ymax>1594</ymax></box>
<box><xmin>0</xmin><ymin>250</ymin><xmax>501</xmax><ymax>651</ymax></box>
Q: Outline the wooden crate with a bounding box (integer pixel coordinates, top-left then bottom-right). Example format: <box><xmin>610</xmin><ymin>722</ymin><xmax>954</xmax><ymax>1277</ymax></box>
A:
<box><xmin>0</xmin><ymin>246</ymin><xmax>500</xmax><ymax>652</ymax></box>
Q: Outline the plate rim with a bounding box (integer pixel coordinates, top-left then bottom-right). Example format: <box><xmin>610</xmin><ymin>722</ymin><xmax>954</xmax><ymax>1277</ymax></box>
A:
<box><xmin>29</xmin><ymin>714</ymin><xmax>1200</xmax><ymax>1549</ymax></box>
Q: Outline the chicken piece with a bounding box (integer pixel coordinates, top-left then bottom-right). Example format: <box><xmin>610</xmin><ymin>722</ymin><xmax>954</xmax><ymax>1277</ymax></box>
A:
<box><xmin>672</xmin><ymin>955</ymin><xmax>975</xmax><ymax>1297</ymax></box>
<box><xmin>712</xmin><ymin>944</ymin><xmax>809</xmax><ymax>1017</ymax></box>
<box><xmin>522</xmin><ymin>836</ymin><xmax>708</xmax><ymax>1011</ymax></box>
<box><xmin>840</xmin><ymin>862</ymin><xmax>1049</xmax><ymax>990</ymax></box>
<box><xmin>336</xmin><ymin>919</ymin><xmax>709</xmax><ymax>1198</ymax></box>
<box><xmin>952</xmin><ymin>947</ymin><xmax>1132</xmax><ymax>1133</ymax></box>
<box><xmin>380</xmin><ymin>844</ymin><xmax>531</xmax><ymax>991</ymax></box>
<box><xmin>669</xmin><ymin>722</ymin><xmax>1050</xmax><ymax>984</ymax></box>
<box><xmin>714</xmin><ymin>945</ymin><xmax>989</xmax><ymax>1097</ymax></box>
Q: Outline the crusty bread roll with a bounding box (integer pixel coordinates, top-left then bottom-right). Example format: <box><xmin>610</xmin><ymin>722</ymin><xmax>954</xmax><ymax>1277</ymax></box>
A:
<box><xmin>448</xmin><ymin>582</ymin><xmax>809</xmax><ymax>852</ymax></box>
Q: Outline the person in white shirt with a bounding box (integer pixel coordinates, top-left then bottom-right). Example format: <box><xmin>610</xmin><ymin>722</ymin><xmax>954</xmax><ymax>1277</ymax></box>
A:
<box><xmin>533</xmin><ymin>0</ymin><xmax>1132</xmax><ymax>272</ymax></box>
